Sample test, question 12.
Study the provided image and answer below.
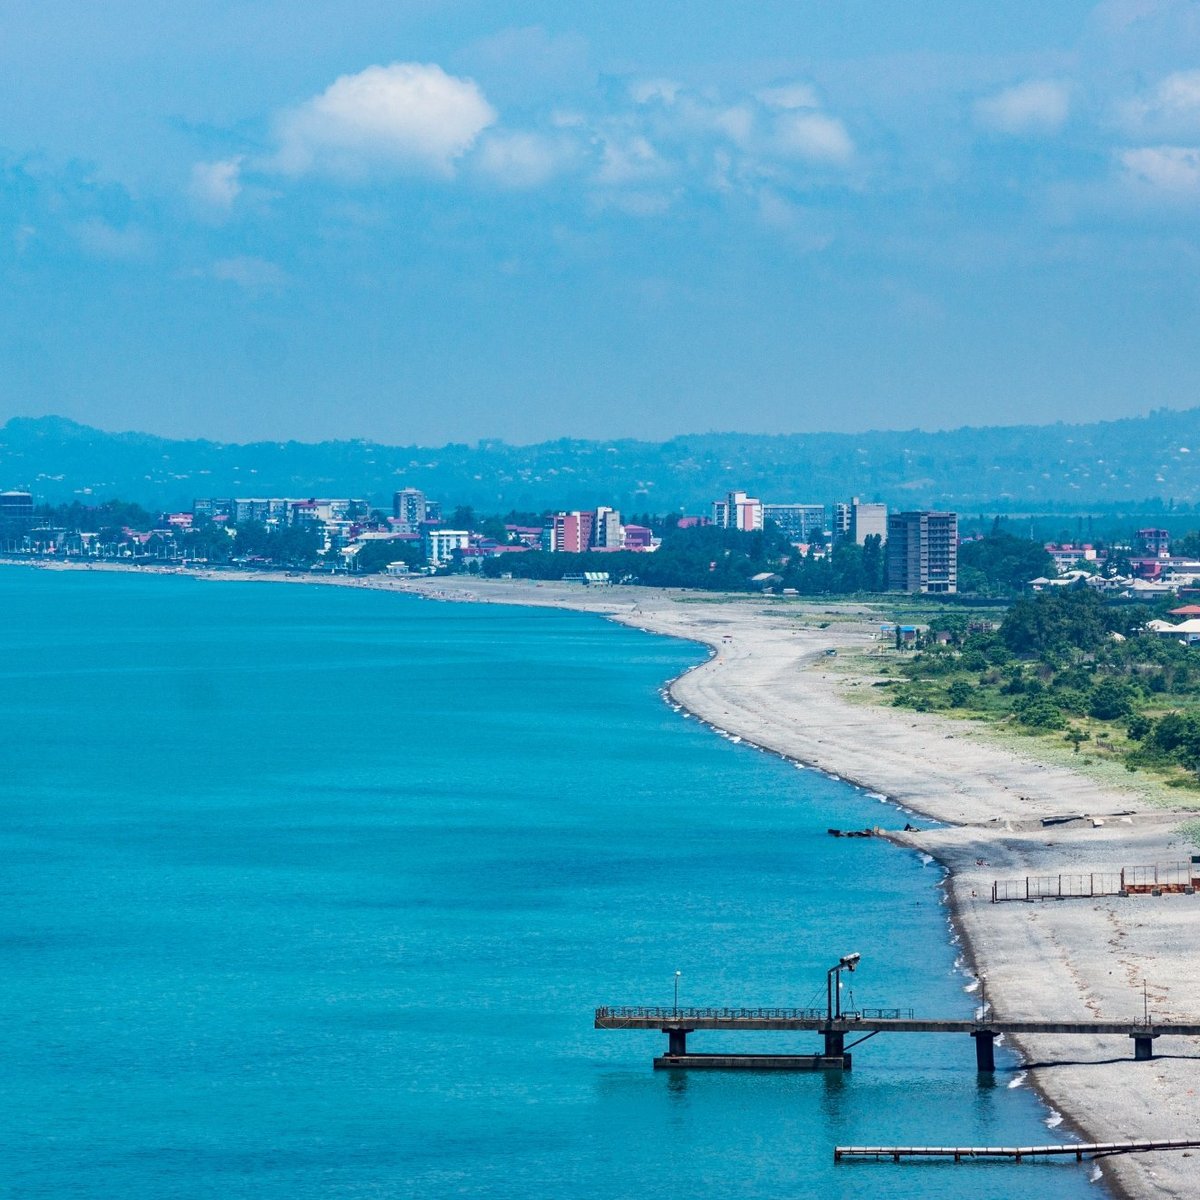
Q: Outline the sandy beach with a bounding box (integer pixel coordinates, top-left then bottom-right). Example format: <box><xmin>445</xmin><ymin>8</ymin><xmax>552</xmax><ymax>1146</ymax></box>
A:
<box><xmin>15</xmin><ymin>561</ymin><xmax>1200</xmax><ymax>1196</ymax></box>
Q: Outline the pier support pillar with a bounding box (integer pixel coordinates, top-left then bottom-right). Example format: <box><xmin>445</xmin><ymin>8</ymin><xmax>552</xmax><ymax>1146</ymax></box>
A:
<box><xmin>823</xmin><ymin>1029</ymin><xmax>845</xmax><ymax>1058</ymax></box>
<box><xmin>1132</xmin><ymin>1034</ymin><xmax>1156</xmax><ymax>1061</ymax></box>
<box><xmin>971</xmin><ymin>1031</ymin><xmax>996</xmax><ymax>1073</ymax></box>
<box><xmin>664</xmin><ymin>1028</ymin><xmax>691</xmax><ymax>1057</ymax></box>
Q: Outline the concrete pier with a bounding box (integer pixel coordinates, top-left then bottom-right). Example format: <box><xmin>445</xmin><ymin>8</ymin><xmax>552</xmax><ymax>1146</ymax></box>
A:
<box><xmin>656</xmin><ymin>1053</ymin><xmax>848</xmax><ymax>1071</ymax></box>
<box><xmin>595</xmin><ymin>1006</ymin><xmax>1200</xmax><ymax>1071</ymax></box>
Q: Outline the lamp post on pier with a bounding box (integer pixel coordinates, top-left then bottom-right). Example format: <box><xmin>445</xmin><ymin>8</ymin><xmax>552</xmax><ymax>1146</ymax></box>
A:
<box><xmin>674</xmin><ymin>970</ymin><xmax>682</xmax><ymax>1017</ymax></box>
<box><xmin>822</xmin><ymin>952</ymin><xmax>861</xmax><ymax>1059</ymax></box>
<box><xmin>826</xmin><ymin>952</ymin><xmax>861</xmax><ymax>1023</ymax></box>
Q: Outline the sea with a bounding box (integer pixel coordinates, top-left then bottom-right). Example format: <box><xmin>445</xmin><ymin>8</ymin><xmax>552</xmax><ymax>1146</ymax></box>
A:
<box><xmin>0</xmin><ymin>568</ymin><xmax>1103</xmax><ymax>1199</ymax></box>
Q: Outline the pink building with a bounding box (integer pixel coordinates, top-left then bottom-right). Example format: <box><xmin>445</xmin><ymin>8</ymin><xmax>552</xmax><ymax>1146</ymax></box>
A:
<box><xmin>552</xmin><ymin>511</ymin><xmax>595</xmax><ymax>553</ymax></box>
<box><xmin>623</xmin><ymin>524</ymin><xmax>653</xmax><ymax>550</ymax></box>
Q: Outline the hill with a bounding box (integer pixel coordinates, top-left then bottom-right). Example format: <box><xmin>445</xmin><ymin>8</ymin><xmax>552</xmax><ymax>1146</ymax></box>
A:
<box><xmin>3</xmin><ymin>410</ymin><xmax>1200</xmax><ymax>515</ymax></box>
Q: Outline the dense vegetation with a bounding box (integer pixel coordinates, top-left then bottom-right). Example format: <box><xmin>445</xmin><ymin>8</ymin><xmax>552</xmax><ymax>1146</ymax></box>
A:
<box><xmin>885</xmin><ymin>587</ymin><xmax>1200</xmax><ymax>784</ymax></box>
<box><xmin>481</xmin><ymin>524</ymin><xmax>887</xmax><ymax>593</ymax></box>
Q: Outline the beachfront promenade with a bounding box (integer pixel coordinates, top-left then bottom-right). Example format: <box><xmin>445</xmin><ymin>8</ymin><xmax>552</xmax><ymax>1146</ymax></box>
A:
<box><xmin>594</xmin><ymin>1005</ymin><xmax>1200</xmax><ymax>1070</ymax></box>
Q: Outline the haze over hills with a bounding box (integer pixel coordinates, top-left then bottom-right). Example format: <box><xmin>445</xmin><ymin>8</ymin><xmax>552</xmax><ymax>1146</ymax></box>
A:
<box><xmin>4</xmin><ymin>410</ymin><xmax>1200</xmax><ymax>515</ymax></box>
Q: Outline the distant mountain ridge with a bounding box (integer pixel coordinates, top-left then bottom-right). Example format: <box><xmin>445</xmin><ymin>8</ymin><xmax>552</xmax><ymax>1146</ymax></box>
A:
<box><xmin>3</xmin><ymin>411</ymin><xmax>1200</xmax><ymax>514</ymax></box>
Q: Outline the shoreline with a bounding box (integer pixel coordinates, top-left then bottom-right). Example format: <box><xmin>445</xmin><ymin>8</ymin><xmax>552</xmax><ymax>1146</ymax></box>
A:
<box><xmin>10</xmin><ymin>560</ymin><xmax>1199</xmax><ymax>1197</ymax></box>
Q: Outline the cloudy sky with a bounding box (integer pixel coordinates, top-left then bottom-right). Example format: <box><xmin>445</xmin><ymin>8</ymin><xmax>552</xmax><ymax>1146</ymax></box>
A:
<box><xmin>2</xmin><ymin>0</ymin><xmax>1200</xmax><ymax>443</ymax></box>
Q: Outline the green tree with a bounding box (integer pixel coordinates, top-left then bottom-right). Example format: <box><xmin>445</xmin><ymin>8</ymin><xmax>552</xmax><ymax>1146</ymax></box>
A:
<box><xmin>958</xmin><ymin>533</ymin><xmax>1055</xmax><ymax>596</ymax></box>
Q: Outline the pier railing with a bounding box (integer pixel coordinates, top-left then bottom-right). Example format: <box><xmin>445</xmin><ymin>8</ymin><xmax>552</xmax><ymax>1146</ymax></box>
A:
<box><xmin>595</xmin><ymin>1005</ymin><xmax>916</xmax><ymax>1022</ymax></box>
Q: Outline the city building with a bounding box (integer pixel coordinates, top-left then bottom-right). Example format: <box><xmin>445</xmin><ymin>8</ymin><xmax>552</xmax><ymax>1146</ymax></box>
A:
<box><xmin>712</xmin><ymin>490</ymin><xmax>764</xmax><ymax>531</ymax></box>
<box><xmin>593</xmin><ymin>506</ymin><xmax>622</xmax><ymax>549</ymax></box>
<box><xmin>763</xmin><ymin>503</ymin><xmax>825</xmax><ymax>542</ymax></box>
<box><xmin>886</xmin><ymin>511</ymin><xmax>958</xmax><ymax>593</ymax></box>
<box><xmin>1135</xmin><ymin>528</ymin><xmax>1171</xmax><ymax>557</ymax></box>
<box><xmin>425</xmin><ymin>528</ymin><xmax>470</xmax><ymax>565</ymax></box>
<box><xmin>393</xmin><ymin>488</ymin><xmax>428</xmax><ymax>533</ymax></box>
<box><xmin>550</xmin><ymin>511</ymin><xmax>595</xmax><ymax>553</ymax></box>
<box><xmin>1045</xmin><ymin>543</ymin><xmax>1099</xmax><ymax>570</ymax></box>
<box><xmin>849</xmin><ymin>498</ymin><xmax>887</xmax><ymax>544</ymax></box>
<box><xmin>622</xmin><ymin>524</ymin><xmax>655</xmax><ymax>550</ymax></box>
<box><xmin>0</xmin><ymin>490</ymin><xmax>35</xmax><ymax>551</ymax></box>
<box><xmin>832</xmin><ymin>502</ymin><xmax>851</xmax><ymax>541</ymax></box>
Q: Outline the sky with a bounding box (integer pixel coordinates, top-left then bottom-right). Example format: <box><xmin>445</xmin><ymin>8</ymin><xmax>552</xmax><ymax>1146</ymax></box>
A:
<box><xmin>2</xmin><ymin>0</ymin><xmax>1200</xmax><ymax>444</ymax></box>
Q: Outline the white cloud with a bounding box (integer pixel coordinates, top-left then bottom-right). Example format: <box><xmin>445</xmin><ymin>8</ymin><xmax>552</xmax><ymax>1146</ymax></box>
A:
<box><xmin>975</xmin><ymin>80</ymin><xmax>1071</xmax><ymax>135</ymax></box>
<box><xmin>595</xmin><ymin>135</ymin><xmax>669</xmax><ymax>186</ymax></box>
<box><xmin>1119</xmin><ymin>145</ymin><xmax>1200</xmax><ymax>193</ymax></box>
<box><xmin>273</xmin><ymin>62</ymin><xmax>496</xmax><ymax>178</ymax></box>
<box><xmin>757</xmin><ymin>189</ymin><xmax>832</xmax><ymax>251</ymax></box>
<box><xmin>1120</xmin><ymin>70</ymin><xmax>1200</xmax><ymax>134</ymax></box>
<box><xmin>712</xmin><ymin>105</ymin><xmax>754</xmax><ymax>146</ymax></box>
<box><xmin>188</xmin><ymin>158</ymin><xmax>242</xmax><ymax>211</ymax></box>
<box><xmin>630</xmin><ymin>79</ymin><xmax>681</xmax><ymax>106</ymax></box>
<box><xmin>209</xmin><ymin>256</ymin><xmax>289</xmax><ymax>291</ymax></box>
<box><xmin>757</xmin><ymin>83</ymin><xmax>820</xmax><ymax>111</ymax></box>
<box><xmin>476</xmin><ymin>131</ymin><xmax>573</xmax><ymax>188</ymax></box>
<box><xmin>72</xmin><ymin>218</ymin><xmax>150</xmax><ymax>261</ymax></box>
<box><xmin>773</xmin><ymin>111</ymin><xmax>854</xmax><ymax>164</ymax></box>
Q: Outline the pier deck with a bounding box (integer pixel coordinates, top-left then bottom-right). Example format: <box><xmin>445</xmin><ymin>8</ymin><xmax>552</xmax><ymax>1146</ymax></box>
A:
<box><xmin>835</xmin><ymin>1138</ymin><xmax>1200</xmax><ymax>1163</ymax></box>
<box><xmin>596</xmin><ymin>1006</ymin><xmax>1200</xmax><ymax>1070</ymax></box>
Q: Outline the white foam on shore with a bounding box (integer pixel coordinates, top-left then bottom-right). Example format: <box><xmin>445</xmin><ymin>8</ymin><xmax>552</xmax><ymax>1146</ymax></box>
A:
<box><xmin>1044</xmin><ymin>1109</ymin><xmax>1064</xmax><ymax>1129</ymax></box>
<box><xmin>919</xmin><ymin>852</ymin><xmax>934</xmax><ymax>866</ymax></box>
<box><xmin>1089</xmin><ymin>1163</ymin><xmax>1102</xmax><ymax>1183</ymax></box>
<box><xmin>1008</xmin><ymin>1071</ymin><xmax>1027</xmax><ymax>1089</ymax></box>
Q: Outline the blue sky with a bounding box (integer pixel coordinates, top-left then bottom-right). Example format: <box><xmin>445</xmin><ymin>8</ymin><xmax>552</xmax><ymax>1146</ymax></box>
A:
<box><xmin>2</xmin><ymin>0</ymin><xmax>1200</xmax><ymax>443</ymax></box>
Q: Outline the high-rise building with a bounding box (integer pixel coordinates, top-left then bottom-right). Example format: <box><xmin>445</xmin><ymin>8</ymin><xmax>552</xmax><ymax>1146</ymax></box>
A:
<box><xmin>886</xmin><ymin>511</ymin><xmax>958</xmax><ymax>594</ymax></box>
<box><xmin>832</xmin><ymin>502</ymin><xmax>851</xmax><ymax>541</ymax></box>
<box><xmin>551</xmin><ymin>511</ymin><xmax>595</xmax><ymax>553</ymax></box>
<box><xmin>593</xmin><ymin>507</ymin><xmax>622</xmax><ymax>549</ymax></box>
<box><xmin>712</xmin><ymin>490</ymin><xmax>764</xmax><ymax>532</ymax></box>
<box><xmin>763</xmin><ymin>503</ymin><xmax>825</xmax><ymax>542</ymax></box>
<box><xmin>850</xmin><ymin>498</ymin><xmax>887</xmax><ymax>545</ymax></box>
<box><xmin>0</xmin><ymin>490</ymin><xmax>33</xmax><ymax>549</ymax></box>
<box><xmin>393</xmin><ymin>488</ymin><xmax>427</xmax><ymax>533</ymax></box>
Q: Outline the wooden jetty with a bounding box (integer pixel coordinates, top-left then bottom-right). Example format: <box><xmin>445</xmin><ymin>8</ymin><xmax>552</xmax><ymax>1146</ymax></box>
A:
<box><xmin>834</xmin><ymin>1138</ymin><xmax>1200</xmax><ymax>1163</ymax></box>
<box><xmin>594</xmin><ymin>1006</ymin><xmax>1200</xmax><ymax>1071</ymax></box>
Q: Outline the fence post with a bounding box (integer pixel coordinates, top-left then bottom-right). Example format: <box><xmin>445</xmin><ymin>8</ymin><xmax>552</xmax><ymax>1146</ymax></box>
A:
<box><xmin>1025</xmin><ymin>877</ymin><xmax>1029</xmax><ymax>901</ymax></box>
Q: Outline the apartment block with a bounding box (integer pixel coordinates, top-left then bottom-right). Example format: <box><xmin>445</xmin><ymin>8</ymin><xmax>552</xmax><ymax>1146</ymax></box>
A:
<box><xmin>712</xmin><ymin>490</ymin><xmax>764</xmax><ymax>531</ymax></box>
<box><xmin>886</xmin><ymin>511</ymin><xmax>958</xmax><ymax>594</ymax></box>
<box><xmin>763</xmin><ymin>503</ymin><xmax>825</xmax><ymax>542</ymax></box>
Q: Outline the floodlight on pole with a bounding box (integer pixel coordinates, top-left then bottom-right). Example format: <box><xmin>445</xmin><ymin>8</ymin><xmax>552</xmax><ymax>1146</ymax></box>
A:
<box><xmin>827</xmin><ymin>953</ymin><xmax>863</xmax><ymax>1022</ymax></box>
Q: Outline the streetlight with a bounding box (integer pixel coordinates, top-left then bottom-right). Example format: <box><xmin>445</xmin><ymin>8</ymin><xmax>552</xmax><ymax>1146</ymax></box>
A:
<box><xmin>826</xmin><ymin>952</ymin><xmax>861</xmax><ymax>1022</ymax></box>
<box><xmin>674</xmin><ymin>970</ymin><xmax>682</xmax><ymax>1017</ymax></box>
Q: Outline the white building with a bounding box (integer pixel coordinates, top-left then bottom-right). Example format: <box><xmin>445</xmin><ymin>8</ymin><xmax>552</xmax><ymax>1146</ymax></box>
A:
<box><xmin>425</xmin><ymin>528</ymin><xmax>470</xmax><ymax>565</ymax></box>
<box><xmin>712</xmin><ymin>490</ymin><xmax>764</xmax><ymax>532</ymax></box>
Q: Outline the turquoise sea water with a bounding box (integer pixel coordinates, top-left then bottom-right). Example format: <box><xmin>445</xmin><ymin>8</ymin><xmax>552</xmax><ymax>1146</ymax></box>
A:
<box><xmin>0</xmin><ymin>569</ymin><xmax>1101</xmax><ymax>1199</ymax></box>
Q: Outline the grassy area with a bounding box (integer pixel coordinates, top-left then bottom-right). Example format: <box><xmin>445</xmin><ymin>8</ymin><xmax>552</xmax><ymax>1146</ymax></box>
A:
<box><xmin>854</xmin><ymin>642</ymin><xmax>1200</xmax><ymax>803</ymax></box>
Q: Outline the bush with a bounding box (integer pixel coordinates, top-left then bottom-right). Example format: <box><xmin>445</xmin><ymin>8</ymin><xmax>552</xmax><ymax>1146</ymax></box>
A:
<box><xmin>1088</xmin><ymin>678</ymin><xmax>1138</xmax><ymax>721</ymax></box>
<box><xmin>947</xmin><ymin>680</ymin><xmax>973</xmax><ymax>708</ymax></box>
<box><xmin>1012</xmin><ymin>695</ymin><xmax>1066</xmax><ymax>730</ymax></box>
<box><xmin>1127</xmin><ymin>714</ymin><xmax>1152</xmax><ymax>741</ymax></box>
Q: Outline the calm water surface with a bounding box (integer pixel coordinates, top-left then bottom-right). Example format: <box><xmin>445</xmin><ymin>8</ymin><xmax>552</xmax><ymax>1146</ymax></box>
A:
<box><xmin>0</xmin><ymin>570</ymin><xmax>1102</xmax><ymax>1198</ymax></box>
